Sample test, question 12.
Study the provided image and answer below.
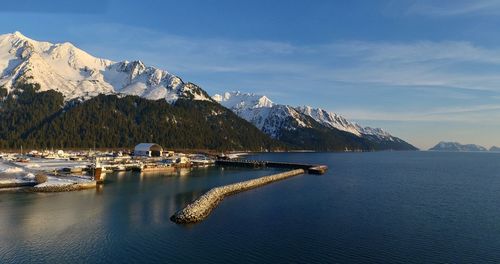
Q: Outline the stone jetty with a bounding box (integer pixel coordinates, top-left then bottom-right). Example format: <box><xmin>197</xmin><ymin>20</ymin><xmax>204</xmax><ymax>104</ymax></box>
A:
<box><xmin>0</xmin><ymin>182</ymin><xmax>36</xmax><ymax>189</ymax></box>
<box><xmin>28</xmin><ymin>182</ymin><xmax>97</xmax><ymax>192</ymax></box>
<box><xmin>171</xmin><ymin>169</ymin><xmax>305</xmax><ymax>224</ymax></box>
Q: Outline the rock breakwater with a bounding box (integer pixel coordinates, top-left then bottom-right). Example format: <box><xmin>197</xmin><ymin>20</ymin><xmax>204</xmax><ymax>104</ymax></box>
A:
<box><xmin>0</xmin><ymin>182</ymin><xmax>36</xmax><ymax>189</ymax></box>
<box><xmin>171</xmin><ymin>169</ymin><xmax>305</xmax><ymax>224</ymax></box>
<box><xmin>28</xmin><ymin>182</ymin><xmax>97</xmax><ymax>192</ymax></box>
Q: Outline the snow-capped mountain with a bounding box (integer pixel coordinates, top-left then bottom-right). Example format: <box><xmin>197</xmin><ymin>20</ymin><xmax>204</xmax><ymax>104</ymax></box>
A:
<box><xmin>0</xmin><ymin>32</ymin><xmax>415</xmax><ymax>151</ymax></box>
<box><xmin>214</xmin><ymin>92</ymin><xmax>416</xmax><ymax>150</ymax></box>
<box><xmin>295</xmin><ymin>106</ymin><xmax>364</xmax><ymax>136</ymax></box>
<box><xmin>429</xmin><ymin>141</ymin><xmax>487</xmax><ymax>152</ymax></box>
<box><xmin>213</xmin><ymin>92</ymin><xmax>313</xmax><ymax>138</ymax></box>
<box><xmin>0</xmin><ymin>31</ymin><xmax>211</xmax><ymax>102</ymax></box>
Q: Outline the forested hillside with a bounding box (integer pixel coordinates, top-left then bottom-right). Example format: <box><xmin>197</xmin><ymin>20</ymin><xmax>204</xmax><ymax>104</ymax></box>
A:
<box><xmin>0</xmin><ymin>83</ymin><xmax>281</xmax><ymax>151</ymax></box>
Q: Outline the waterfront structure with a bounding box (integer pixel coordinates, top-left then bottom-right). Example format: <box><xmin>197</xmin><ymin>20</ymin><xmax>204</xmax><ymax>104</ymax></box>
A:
<box><xmin>133</xmin><ymin>143</ymin><xmax>163</xmax><ymax>157</ymax></box>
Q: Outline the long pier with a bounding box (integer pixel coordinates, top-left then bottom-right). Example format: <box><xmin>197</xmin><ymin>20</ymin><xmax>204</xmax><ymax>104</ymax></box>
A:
<box><xmin>216</xmin><ymin>159</ymin><xmax>328</xmax><ymax>174</ymax></box>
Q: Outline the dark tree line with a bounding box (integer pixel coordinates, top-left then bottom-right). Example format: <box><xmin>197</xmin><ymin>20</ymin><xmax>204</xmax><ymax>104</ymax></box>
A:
<box><xmin>0</xmin><ymin>83</ymin><xmax>281</xmax><ymax>151</ymax></box>
<box><xmin>0</xmin><ymin>82</ymin><xmax>416</xmax><ymax>151</ymax></box>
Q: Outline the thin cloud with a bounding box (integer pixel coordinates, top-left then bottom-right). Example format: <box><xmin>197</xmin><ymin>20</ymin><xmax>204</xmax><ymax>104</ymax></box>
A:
<box><xmin>0</xmin><ymin>0</ymin><xmax>109</xmax><ymax>14</ymax></box>
<box><xmin>341</xmin><ymin>104</ymin><xmax>500</xmax><ymax>122</ymax></box>
<box><xmin>406</xmin><ymin>0</ymin><xmax>500</xmax><ymax>16</ymax></box>
<box><xmin>64</xmin><ymin>23</ymin><xmax>500</xmax><ymax>125</ymax></box>
<box><xmin>72</xmin><ymin>23</ymin><xmax>500</xmax><ymax>92</ymax></box>
<box><xmin>325</xmin><ymin>40</ymin><xmax>500</xmax><ymax>92</ymax></box>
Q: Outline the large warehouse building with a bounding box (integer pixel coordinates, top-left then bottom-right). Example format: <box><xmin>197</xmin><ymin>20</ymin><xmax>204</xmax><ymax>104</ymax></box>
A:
<box><xmin>134</xmin><ymin>143</ymin><xmax>163</xmax><ymax>157</ymax></box>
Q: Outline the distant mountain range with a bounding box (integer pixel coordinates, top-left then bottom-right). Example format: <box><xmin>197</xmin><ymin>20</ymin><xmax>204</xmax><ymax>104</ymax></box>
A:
<box><xmin>429</xmin><ymin>141</ymin><xmax>500</xmax><ymax>152</ymax></box>
<box><xmin>0</xmin><ymin>31</ymin><xmax>416</xmax><ymax>151</ymax></box>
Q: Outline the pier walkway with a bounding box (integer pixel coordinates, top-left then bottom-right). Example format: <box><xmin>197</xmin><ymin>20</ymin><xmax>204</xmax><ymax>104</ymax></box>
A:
<box><xmin>216</xmin><ymin>159</ymin><xmax>328</xmax><ymax>174</ymax></box>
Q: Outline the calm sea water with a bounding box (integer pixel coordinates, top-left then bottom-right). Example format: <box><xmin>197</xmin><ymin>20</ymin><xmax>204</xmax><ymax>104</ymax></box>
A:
<box><xmin>1</xmin><ymin>151</ymin><xmax>500</xmax><ymax>263</ymax></box>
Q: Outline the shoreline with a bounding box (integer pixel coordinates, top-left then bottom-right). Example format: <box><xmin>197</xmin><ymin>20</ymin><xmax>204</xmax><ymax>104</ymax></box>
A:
<box><xmin>0</xmin><ymin>181</ymin><xmax>36</xmax><ymax>189</ymax></box>
<box><xmin>26</xmin><ymin>181</ymin><xmax>97</xmax><ymax>192</ymax></box>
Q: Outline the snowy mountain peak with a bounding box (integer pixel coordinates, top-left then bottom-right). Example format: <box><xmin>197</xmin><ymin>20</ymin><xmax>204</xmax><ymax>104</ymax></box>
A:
<box><xmin>295</xmin><ymin>106</ymin><xmax>363</xmax><ymax>136</ymax></box>
<box><xmin>12</xmin><ymin>31</ymin><xmax>25</xmax><ymax>37</ymax></box>
<box><xmin>2</xmin><ymin>31</ymin><xmax>31</xmax><ymax>43</ymax></box>
<box><xmin>213</xmin><ymin>91</ymin><xmax>274</xmax><ymax>110</ymax></box>
<box><xmin>213</xmin><ymin>91</ymin><xmax>312</xmax><ymax>138</ymax></box>
<box><xmin>214</xmin><ymin>91</ymin><xmax>404</xmax><ymax>143</ymax></box>
<box><xmin>0</xmin><ymin>32</ymin><xmax>212</xmax><ymax>102</ymax></box>
<box><xmin>11</xmin><ymin>31</ymin><xmax>32</xmax><ymax>40</ymax></box>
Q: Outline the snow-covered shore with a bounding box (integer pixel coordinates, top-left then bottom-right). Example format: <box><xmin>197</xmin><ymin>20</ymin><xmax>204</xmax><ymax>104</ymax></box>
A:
<box><xmin>0</xmin><ymin>161</ymin><xmax>35</xmax><ymax>186</ymax></box>
<box><xmin>0</xmin><ymin>158</ymin><xmax>94</xmax><ymax>191</ymax></box>
<box><xmin>14</xmin><ymin>158</ymin><xmax>90</xmax><ymax>172</ymax></box>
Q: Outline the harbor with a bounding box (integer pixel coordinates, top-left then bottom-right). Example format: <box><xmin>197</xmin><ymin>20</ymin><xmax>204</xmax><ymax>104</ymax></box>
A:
<box><xmin>0</xmin><ymin>143</ymin><xmax>328</xmax><ymax>195</ymax></box>
<box><xmin>0</xmin><ymin>143</ymin><xmax>220</xmax><ymax>192</ymax></box>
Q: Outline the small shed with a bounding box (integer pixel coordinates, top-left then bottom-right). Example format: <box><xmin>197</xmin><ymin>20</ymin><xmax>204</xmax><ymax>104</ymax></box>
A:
<box><xmin>134</xmin><ymin>143</ymin><xmax>163</xmax><ymax>157</ymax></box>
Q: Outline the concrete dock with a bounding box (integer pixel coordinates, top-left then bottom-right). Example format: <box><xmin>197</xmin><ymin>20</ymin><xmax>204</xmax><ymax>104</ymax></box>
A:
<box><xmin>216</xmin><ymin>159</ymin><xmax>328</xmax><ymax>174</ymax></box>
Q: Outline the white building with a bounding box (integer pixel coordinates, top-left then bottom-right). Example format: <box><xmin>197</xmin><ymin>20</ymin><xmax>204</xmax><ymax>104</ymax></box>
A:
<box><xmin>134</xmin><ymin>143</ymin><xmax>163</xmax><ymax>157</ymax></box>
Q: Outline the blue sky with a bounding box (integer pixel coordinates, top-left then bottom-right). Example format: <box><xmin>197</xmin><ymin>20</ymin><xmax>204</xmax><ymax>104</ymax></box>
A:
<box><xmin>1</xmin><ymin>0</ymin><xmax>500</xmax><ymax>149</ymax></box>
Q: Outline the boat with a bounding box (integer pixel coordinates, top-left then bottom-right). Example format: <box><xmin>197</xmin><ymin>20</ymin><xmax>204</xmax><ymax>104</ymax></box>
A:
<box><xmin>113</xmin><ymin>165</ymin><xmax>127</xmax><ymax>172</ymax></box>
<box><xmin>133</xmin><ymin>164</ymin><xmax>175</xmax><ymax>172</ymax></box>
<box><xmin>60</xmin><ymin>166</ymin><xmax>86</xmax><ymax>174</ymax></box>
<box><xmin>101</xmin><ymin>167</ymin><xmax>113</xmax><ymax>173</ymax></box>
<box><xmin>190</xmin><ymin>155</ymin><xmax>215</xmax><ymax>166</ymax></box>
<box><xmin>162</xmin><ymin>156</ymin><xmax>192</xmax><ymax>168</ymax></box>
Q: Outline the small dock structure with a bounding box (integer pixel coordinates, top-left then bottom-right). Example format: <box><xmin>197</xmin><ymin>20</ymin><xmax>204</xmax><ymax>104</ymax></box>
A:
<box><xmin>215</xmin><ymin>159</ymin><xmax>328</xmax><ymax>174</ymax></box>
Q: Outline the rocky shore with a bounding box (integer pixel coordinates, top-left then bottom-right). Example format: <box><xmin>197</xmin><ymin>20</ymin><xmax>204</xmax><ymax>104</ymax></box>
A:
<box><xmin>28</xmin><ymin>182</ymin><xmax>97</xmax><ymax>192</ymax></box>
<box><xmin>0</xmin><ymin>182</ymin><xmax>36</xmax><ymax>189</ymax></box>
<box><xmin>171</xmin><ymin>169</ymin><xmax>305</xmax><ymax>224</ymax></box>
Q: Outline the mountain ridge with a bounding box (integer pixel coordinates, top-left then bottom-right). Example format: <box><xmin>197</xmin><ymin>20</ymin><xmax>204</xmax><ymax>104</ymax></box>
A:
<box><xmin>213</xmin><ymin>91</ymin><xmax>417</xmax><ymax>151</ymax></box>
<box><xmin>0</xmin><ymin>31</ymin><xmax>212</xmax><ymax>102</ymax></box>
<box><xmin>0</xmin><ymin>32</ymin><xmax>417</xmax><ymax>151</ymax></box>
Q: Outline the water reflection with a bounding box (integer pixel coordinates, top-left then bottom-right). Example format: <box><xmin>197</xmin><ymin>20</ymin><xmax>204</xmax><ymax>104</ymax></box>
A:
<box><xmin>115</xmin><ymin>171</ymin><xmax>127</xmax><ymax>182</ymax></box>
<box><xmin>96</xmin><ymin>183</ymin><xmax>104</xmax><ymax>194</ymax></box>
<box><xmin>0</xmin><ymin>165</ymin><xmax>283</xmax><ymax>262</ymax></box>
<box><xmin>176</xmin><ymin>167</ymin><xmax>192</xmax><ymax>177</ymax></box>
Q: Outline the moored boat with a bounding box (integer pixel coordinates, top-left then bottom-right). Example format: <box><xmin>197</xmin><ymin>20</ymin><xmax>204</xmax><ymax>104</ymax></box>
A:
<box><xmin>133</xmin><ymin>164</ymin><xmax>175</xmax><ymax>172</ymax></box>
